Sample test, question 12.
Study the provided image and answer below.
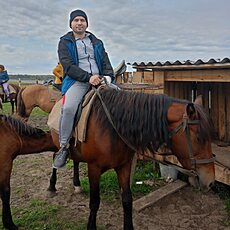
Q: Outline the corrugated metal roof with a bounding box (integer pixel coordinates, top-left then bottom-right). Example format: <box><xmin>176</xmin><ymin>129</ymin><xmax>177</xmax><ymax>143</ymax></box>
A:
<box><xmin>132</xmin><ymin>57</ymin><xmax>230</xmax><ymax>69</ymax></box>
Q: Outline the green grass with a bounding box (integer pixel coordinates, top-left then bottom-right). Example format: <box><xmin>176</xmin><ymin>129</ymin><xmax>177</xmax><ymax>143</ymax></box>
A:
<box><xmin>1</xmin><ymin>102</ymin><xmax>48</xmax><ymax>117</ymax></box>
<box><xmin>30</xmin><ymin>107</ymin><xmax>49</xmax><ymax>118</ymax></box>
<box><xmin>0</xmin><ymin>198</ymin><xmax>96</xmax><ymax>230</ymax></box>
<box><xmin>79</xmin><ymin>160</ymin><xmax>164</xmax><ymax>202</ymax></box>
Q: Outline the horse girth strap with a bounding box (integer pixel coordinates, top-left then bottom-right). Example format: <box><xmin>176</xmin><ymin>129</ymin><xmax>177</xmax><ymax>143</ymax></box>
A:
<box><xmin>92</xmin><ymin>87</ymin><xmax>137</xmax><ymax>153</ymax></box>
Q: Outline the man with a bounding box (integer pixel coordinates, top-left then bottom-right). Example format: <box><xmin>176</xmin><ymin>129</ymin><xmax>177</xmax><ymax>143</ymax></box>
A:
<box><xmin>53</xmin><ymin>9</ymin><xmax>114</xmax><ymax>169</ymax></box>
<box><xmin>0</xmin><ymin>64</ymin><xmax>10</xmax><ymax>100</ymax></box>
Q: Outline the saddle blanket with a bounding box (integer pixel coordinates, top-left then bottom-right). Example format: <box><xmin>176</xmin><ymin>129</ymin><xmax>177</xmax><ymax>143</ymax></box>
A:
<box><xmin>47</xmin><ymin>87</ymin><xmax>98</xmax><ymax>142</ymax></box>
<box><xmin>0</xmin><ymin>84</ymin><xmax>16</xmax><ymax>94</ymax></box>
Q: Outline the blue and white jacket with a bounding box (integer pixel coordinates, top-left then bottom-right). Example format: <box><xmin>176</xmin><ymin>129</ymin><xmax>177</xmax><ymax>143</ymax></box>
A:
<box><xmin>58</xmin><ymin>31</ymin><xmax>114</xmax><ymax>95</ymax></box>
<box><xmin>0</xmin><ymin>71</ymin><xmax>9</xmax><ymax>84</ymax></box>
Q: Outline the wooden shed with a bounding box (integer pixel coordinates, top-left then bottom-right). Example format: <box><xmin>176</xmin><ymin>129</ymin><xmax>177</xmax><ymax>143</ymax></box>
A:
<box><xmin>118</xmin><ymin>57</ymin><xmax>230</xmax><ymax>143</ymax></box>
<box><xmin>116</xmin><ymin>57</ymin><xmax>230</xmax><ymax>186</ymax></box>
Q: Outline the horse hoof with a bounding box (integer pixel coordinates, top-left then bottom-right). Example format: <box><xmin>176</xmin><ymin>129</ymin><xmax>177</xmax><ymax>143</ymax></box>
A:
<box><xmin>74</xmin><ymin>186</ymin><xmax>82</xmax><ymax>194</ymax></box>
<box><xmin>47</xmin><ymin>190</ymin><xmax>57</xmax><ymax>198</ymax></box>
<box><xmin>4</xmin><ymin>224</ymin><xmax>18</xmax><ymax>230</ymax></box>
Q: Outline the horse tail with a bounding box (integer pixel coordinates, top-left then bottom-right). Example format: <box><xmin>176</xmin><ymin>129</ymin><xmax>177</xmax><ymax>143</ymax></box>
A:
<box><xmin>17</xmin><ymin>87</ymin><xmax>26</xmax><ymax>117</ymax></box>
<box><xmin>11</xmin><ymin>84</ymin><xmax>21</xmax><ymax>111</ymax></box>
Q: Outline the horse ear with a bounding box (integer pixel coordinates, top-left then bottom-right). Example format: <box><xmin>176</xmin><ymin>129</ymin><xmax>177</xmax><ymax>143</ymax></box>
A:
<box><xmin>186</xmin><ymin>103</ymin><xmax>196</xmax><ymax>119</ymax></box>
<box><xmin>194</xmin><ymin>95</ymin><xmax>203</xmax><ymax>106</ymax></box>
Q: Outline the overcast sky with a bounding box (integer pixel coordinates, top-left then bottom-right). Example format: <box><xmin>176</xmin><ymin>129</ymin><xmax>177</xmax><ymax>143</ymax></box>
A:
<box><xmin>0</xmin><ymin>0</ymin><xmax>229</xmax><ymax>74</ymax></box>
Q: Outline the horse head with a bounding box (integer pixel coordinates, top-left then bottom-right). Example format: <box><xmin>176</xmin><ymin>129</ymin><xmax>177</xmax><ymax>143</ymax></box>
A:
<box><xmin>167</xmin><ymin>96</ymin><xmax>215</xmax><ymax>192</ymax></box>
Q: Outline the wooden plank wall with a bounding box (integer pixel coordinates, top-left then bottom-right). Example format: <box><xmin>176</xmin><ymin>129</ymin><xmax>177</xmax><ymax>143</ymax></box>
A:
<box><xmin>164</xmin><ymin>81</ymin><xmax>230</xmax><ymax>142</ymax></box>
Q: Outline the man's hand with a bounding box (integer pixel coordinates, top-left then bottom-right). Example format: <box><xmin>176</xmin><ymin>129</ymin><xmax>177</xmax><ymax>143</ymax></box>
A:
<box><xmin>89</xmin><ymin>75</ymin><xmax>102</xmax><ymax>86</ymax></box>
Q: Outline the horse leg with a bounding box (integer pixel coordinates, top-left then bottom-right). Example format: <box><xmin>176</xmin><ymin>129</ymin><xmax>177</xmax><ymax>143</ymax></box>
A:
<box><xmin>47</xmin><ymin>168</ymin><xmax>57</xmax><ymax>193</ymax></box>
<box><xmin>87</xmin><ymin>164</ymin><xmax>101</xmax><ymax>230</ymax></box>
<box><xmin>130</xmin><ymin>153</ymin><xmax>137</xmax><ymax>187</ymax></box>
<box><xmin>73</xmin><ymin>161</ymin><xmax>82</xmax><ymax>193</ymax></box>
<box><xmin>47</xmin><ymin>153</ymin><xmax>57</xmax><ymax>193</ymax></box>
<box><xmin>0</xmin><ymin>97</ymin><xmax>2</xmax><ymax>110</ymax></box>
<box><xmin>0</xmin><ymin>163</ymin><xmax>18</xmax><ymax>230</ymax></box>
<box><xmin>0</xmin><ymin>186</ymin><xmax>18</xmax><ymax>230</ymax></box>
<box><xmin>10</xmin><ymin>99</ymin><xmax>14</xmax><ymax>114</ymax></box>
<box><xmin>116</xmin><ymin>161</ymin><xmax>134</xmax><ymax>230</ymax></box>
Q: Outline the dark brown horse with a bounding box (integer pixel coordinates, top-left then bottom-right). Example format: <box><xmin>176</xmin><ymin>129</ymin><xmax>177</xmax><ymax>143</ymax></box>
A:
<box><xmin>0</xmin><ymin>83</ymin><xmax>21</xmax><ymax>114</ymax></box>
<box><xmin>49</xmin><ymin>88</ymin><xmax>215</xmax><ymax>230</ymax></box>
<box><xmin>0</xmin><ymin>115</ymin><xmax>58</xmax><ymax>230</ymax></box>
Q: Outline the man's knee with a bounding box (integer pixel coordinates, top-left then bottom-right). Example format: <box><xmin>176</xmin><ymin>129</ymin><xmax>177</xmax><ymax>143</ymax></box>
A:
<box><xmin>62</xmin><ymin>106</ymin><xmax>77</xmax><ymax>117</ymax></box>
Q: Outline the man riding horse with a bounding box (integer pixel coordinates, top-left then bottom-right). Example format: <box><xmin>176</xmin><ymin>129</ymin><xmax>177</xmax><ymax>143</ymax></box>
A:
<box><xmin>0</xmin><ymin>64</ymin><xmax>10</xmax><ymax>101</ymax></box>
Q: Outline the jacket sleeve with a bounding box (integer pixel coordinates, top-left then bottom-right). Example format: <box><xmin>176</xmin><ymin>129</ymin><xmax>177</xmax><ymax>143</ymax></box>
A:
<box><xmin>102</xmin><ymin>51</ymin><xmax>115</xmax><ymax>82</ymax></box>
<box><xmin>0</xmin><ymin>71</ymin><xmax>9</xmax><ymax>82</ymax></box>
<box><xmin>58</xmin><ymin>39</ymin><xmax>91</xmax><ymax>82</ymax></box>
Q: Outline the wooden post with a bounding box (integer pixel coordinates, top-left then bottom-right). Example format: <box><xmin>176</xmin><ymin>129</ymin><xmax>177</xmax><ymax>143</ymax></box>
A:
<box><xmin>218</xmin><ymin>83</ymin><xmax>226</xmax><ymax>140</ymax></box>
<box><xmin>154</xmin><ymin>71</ymin><xmax>164</xmax><ymax>94</ymax></box>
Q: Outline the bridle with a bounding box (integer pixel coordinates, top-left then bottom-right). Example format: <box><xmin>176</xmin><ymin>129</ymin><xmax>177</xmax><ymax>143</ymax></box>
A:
<box><xmin>169</xmin><ymin>112</ymin><xmax>216</xmax><ymax>170</ymax></box>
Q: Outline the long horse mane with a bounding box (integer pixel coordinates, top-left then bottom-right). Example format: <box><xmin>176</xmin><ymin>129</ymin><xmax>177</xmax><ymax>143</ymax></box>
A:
<box><xmin>93</xmin><ymin>88</ymin><xmax>178</xmax><ymax>153</ymax></box>
<box><xmin>92</xmin><ymin>88</ymin><xmax>213</xmax><ymax>153</ymax></box>
<box><xmin>0</xmin><ymin>114</ymin><xmax>45</xmax><ymax>137</ymax></box>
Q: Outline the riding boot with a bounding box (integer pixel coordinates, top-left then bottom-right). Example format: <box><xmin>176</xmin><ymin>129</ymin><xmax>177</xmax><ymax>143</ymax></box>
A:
<box><xmin>53</xmin><ymin>145</ymin><xmax>70</xmax><ymax>169</ymax></box>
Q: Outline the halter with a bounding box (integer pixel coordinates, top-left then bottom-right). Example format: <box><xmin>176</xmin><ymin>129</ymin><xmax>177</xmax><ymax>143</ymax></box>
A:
<box><xmin>169</xmin><ymin>112</ymin><xmax>215</xmax><ymax>170</ymax></box>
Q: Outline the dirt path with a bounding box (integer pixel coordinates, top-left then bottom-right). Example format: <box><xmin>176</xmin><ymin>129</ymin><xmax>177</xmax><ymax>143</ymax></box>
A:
<box><xmin>8</xmin><ymin>151</ymin><xmax>229</xmax><ymax>230</ymax></box>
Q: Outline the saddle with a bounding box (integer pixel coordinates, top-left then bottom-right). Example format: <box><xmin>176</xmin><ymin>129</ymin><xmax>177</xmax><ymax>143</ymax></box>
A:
<box><xmin>47</xmin><ymin>85</ymin><xmax>105</xmax><ymax>143</ymax></box>
<box><xmin>0</xmin><ymin>84</ymin><xmax>16</xmax><ymax>95</ymax></box>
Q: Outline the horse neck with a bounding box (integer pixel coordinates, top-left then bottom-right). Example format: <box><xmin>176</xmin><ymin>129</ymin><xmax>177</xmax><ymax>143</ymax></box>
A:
<box><xmin>20</xmin><ymin>133</ymin><xmax>57</xmax><ymax>154</ymax></box>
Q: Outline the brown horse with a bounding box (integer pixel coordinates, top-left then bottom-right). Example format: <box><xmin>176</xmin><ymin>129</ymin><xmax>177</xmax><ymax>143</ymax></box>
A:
<box><xmin>49</xmin><ymin>88</ymin><xmax>215</xmax><ymax>230</ymax></box>
<box><xmin>17</xmin><ymin>84</ymin><xmax>61</xmax><ymax>120</ymax></box>
<box><xmin>0</xmin><ymin>115</ymin><xmax>58</xmax><ymax>230</ymax></box>
<box><xmin>16</xmin><ymin>84</ymin><xmax>81</xmax><ymax>193</ymax></box>
<box><xmin>0</xmin><ymin>83</ymin><xmax>21</xmax><ymax>114</ymax></box>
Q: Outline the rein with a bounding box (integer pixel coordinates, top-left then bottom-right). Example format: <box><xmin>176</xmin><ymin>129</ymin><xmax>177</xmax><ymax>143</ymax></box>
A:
<box><xmin>169</xmin><ymin>113</ymin><xmax>215</xmax><ymax>169</ymax></box>
<box><xmin>93</xmin><ymin>86</ymin><xmax>138</xmax><ymax>153</ymax></box>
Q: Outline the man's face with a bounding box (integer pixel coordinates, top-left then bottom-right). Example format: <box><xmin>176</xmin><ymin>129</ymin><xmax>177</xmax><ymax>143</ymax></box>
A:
<box><xmin>71</xmin><ymin>16</ymin><xmax>87</xmax><ymax>34</ymax></box>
